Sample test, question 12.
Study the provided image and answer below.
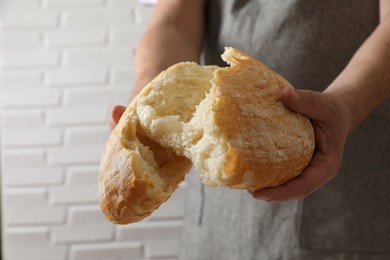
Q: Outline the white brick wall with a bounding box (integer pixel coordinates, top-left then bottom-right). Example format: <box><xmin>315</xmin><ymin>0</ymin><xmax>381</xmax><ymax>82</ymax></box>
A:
<box><xmin>4</xmin><ymin>227</ymin><xmax>68</xmax><ymax>260</ymax></box>
<box><xmin>45</xmin><ymin>69</ymin><xmax>108</xmax><ymax>86</ymax></box>
<box><xmin>0</xmin><ymin>1</ymin><xmax>188</xmax><ymax>260</ymax></box>
<box><xmin>0</xmin><ymin>11</ymin><xmax>59</xmax><ymax>28</ymax></box>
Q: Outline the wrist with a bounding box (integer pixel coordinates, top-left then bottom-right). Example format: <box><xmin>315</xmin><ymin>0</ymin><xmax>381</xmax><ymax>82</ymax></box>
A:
<box><xmin>324</xmin><ymin>84</ymin><xmax>368</xmax><ymax>133</ymax></box>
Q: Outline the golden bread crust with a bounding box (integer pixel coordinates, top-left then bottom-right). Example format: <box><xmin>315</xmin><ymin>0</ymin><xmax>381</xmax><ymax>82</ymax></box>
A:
<box><xmin>98</xmin><ymin>76</ymin><xmax>192</xmax><ymax>224</ymax></box>
<box><xmin>212</xmin><ymin>47</ymin><xmax>314</xmax><ymax>189</ymax></box>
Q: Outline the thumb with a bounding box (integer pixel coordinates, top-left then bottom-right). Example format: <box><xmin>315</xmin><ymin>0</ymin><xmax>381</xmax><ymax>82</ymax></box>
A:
<box><xmin>108</xmin><ymin>105</ymin><xmax>126</xmax><ymax>131</ymax></box>
<box><xmin>281</xmin><ymin>88</ymin><xmax>326</xmax><ymax>120</ymax></box>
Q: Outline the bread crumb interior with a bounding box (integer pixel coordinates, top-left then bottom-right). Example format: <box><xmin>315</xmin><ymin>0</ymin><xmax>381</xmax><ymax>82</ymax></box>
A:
<box><xmin>134</xmin><ymin>63</ymin><xmax>229</xmax><ymax>186</ymax></box>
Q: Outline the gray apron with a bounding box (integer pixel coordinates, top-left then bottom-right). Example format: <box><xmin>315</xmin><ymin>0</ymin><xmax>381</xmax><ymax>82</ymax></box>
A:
<box><xmin>180</xmin><ymin>1</ymin><xmax>390</xmax><ymax>259</ymax></box>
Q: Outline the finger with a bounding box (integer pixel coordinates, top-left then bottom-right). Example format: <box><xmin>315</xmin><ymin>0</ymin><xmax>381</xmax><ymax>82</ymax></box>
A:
<box><xmin>252</xmin><ymin>153</ymin><xmax>334</xmax><ymax>202</ymax></box>
<box><xmin>281</xmin><ymin>88</ymin><xmax>330</xmax><ymax>121</ymax></box>
<box><xmin>108</xmin><ymin>105</ymin><xmax>126</xmax><ymax>131</ymax></box>
<box><xmin>252</xmin><ymin>171</ymin><xmax>319</xmax><ymax>202</ymax></box>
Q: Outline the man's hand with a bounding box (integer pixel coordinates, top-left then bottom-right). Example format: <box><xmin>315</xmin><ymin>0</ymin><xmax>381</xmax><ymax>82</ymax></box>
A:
<box><xmin>252</xmin><ymin>1</ymin><xmax>390</xmax><ymax>202</ymax></box>
<box><xmin>252</xmin><ymin>88</ymin><xmax>352</xmax><ymax>202</ymax></box>
<box><xmin>108</xmin><ymin>105</ymin><xmax>126</xmax><ymax>131</ymax></box>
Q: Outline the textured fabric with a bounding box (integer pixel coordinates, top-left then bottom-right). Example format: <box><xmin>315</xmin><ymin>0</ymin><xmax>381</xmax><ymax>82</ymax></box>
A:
<box><xmin>180</xmin><ymin>1</ymin><xmax>390</xmax><ymax>259</ymax></box>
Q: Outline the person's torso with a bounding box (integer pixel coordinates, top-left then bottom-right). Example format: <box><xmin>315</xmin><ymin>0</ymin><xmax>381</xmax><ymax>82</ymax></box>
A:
<box><xmin>180</xmin><ymin>1</ymin><xmax>390</xmax><ymax>259</ymax></box>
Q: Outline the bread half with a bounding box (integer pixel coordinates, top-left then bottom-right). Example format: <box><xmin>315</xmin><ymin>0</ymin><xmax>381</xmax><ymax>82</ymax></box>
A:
<box><xmin>99</xmin><ymin>47</ymin><xmax>315</xmax><ymax>224</ymax></box>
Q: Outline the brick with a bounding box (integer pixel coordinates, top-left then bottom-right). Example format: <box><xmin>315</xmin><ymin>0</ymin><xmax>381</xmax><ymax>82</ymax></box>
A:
<box><xmin>108</xmin><ymin>0</ymin><xmax>142</xmax><ymax>7</ymax></box>
<box><xmin>0</xmin><ymin>0</ymin><xmax>41</xmax><ymax>12</ymax></box>
<box><xmin>0</xmin><ymin>31</ymin><xmax>41</xmax><ymax>52</ymax></box>
<box><xmin>4</xmin><ymin>227</ymin><xmax>67</xmax><ymax>260</ymax></box>
<box><xmin>64</xmin><ymin>126</ymin><xmax>108</xmax><ymax>146</ymax></box>
<box><xmin>2</xmin><ymin>50</ymin><xmax>60</xmax><ymax>68</ymax></box>
<box><xmin>109</xmin><ymin>27</ymin><xmax>146</xmax><ymax>46</ymax></box>
<box><xmin>5</xmin><ymin>226</ymin><xmax>49</xmax><ymax>245</ymax></box>
<box><xmin>43</xmin><ymin>0</ymin><xmax>104</xmax><ymax>8</ymax></box>
<box><xmin>64</xmin><ymin>88</ymin><xmax>130</xmax><ymax>107</ymax></box>
<box><xmin>45</xmin><ymin>68</ymin><xmax>107</xmax><ymax>86</ymax></box>
<box><xmin>4</xmin><ymin>243</ymin><xmax>67</xmax><ymax>260</ymax></box>
<box><xmin>3</xmin><ymin>188</ymin><xmax>66</xmax><ymax>225</ymax></box>
<box><xmin>0</xmin><ymin>11</ymin><xmax>58</xmax><ymax>29</ymax></box>
<box><xmin>145</xmin><ymin>239</ymin><xmax>179</xmax><ymax>259</ymax></box>
<box><xmin>62</xmin><ymin>9</ymin><xmax>135</xmax><ymax>28</ymax></box>
<box><xmin>2</xmin><ymin>127</ymin><xmax>63</xmax><ymax>148</ymax></box>
<box><xmin>51</xmin><ymin>223</ymin><xmax>112</xmax><ymax>243</ymax></box>
<box><xmin>69</xmin><ymin>206</ymin><xmax>107</xmax><ymax>224</ymax></box>
<box><xmin>4</xmin><ymin>167</ymin><xmax>64</xmax><ymax>187</ymax></box>
<box><xmin>63</xmin><ymin>48</ymin><xmax>133</xmax><ymax>68</ymax></box>
<box><xmin>48</xmin><ymin>167</ymin><xmax>100</xmax><ymax>203</ymax></box>
<box><xmin>1</xmin><ymin>71</ymin><xmax>42</xmax><ymax>89</ymax></box>
<box><xmin>44</xmin><ymin>30</ymin><xmax>106</xmax><ymax>47</ymax></box>
<box><xmin>118</xmin><ymin>220</ymin><xmax>182</xmax><ymax>242</ymax></box>
<box><xmin>70</xmin><ymin>242</ymin><xmax>142</xmax><ymax>260</ymax></box>
<box><xmin>140</xmin><ymin>0</ymin><xmax>158</xmax><ymax>5</ymax></box>
<box><xmin>49</xmin><ymin>185</ymin><xmax>98</xmax><ymax>204</ymax></box>
<box><xmin>47</xmin><ymin>144</ymin><xmax>105</xmax><ymax>165</ymax></box>
<box><xmin>5</xmin><ymin>188</ymin><xmax>48</xmax><ymax>205</ymax></box>
<box><xmin>1</xmin><ymin>89</ymin><xmax>61</xmax><ymax>108</ymax></box>
<box><xmin>0</xmin><ymin>110</ymin><xmax>44</xmax><ymax>129</ymax></box>
<box><xmin>1</xmin><ymin>149</ymin><xmax>46</xmax><ymax>171</ymax></box>
<box><xmin>67</xmin><ymin>166</ymin><xmax>99</xmax><ymax>184</ymax></box>
<box><xmin>46</xmin><ymin>106</ymin><xmax>108</xmax><ymax>126</ymax></box>
<box><xmin>51</xmin><ymin>206</ymin><xmax>113</xmax><ymax>243</ymax></box>
<box><xmin>110</xmin><ymin>67</ymin><xmax>135</xmax><ymax>85</ymax></box>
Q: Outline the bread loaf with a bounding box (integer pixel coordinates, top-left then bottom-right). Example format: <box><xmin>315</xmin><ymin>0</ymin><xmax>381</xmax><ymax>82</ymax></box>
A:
<box><xmin>98</xmin><ymin>47</ymin><xmax>315</xmax><ymax>224</ymax></box>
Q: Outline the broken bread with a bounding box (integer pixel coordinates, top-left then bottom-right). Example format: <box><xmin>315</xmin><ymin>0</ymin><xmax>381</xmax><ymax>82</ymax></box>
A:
<box><xmin>98</xmin><ymin>47</ymin><xmax>315</xmax><ymax>224</ymax></box>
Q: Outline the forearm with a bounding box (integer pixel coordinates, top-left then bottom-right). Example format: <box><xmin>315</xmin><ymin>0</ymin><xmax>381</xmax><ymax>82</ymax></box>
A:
<box><xmin>133</xmin><ymin>0</ymin><xmax>204</xmax><ymax>97</ymax></box>
<box><xmin>134</xmin><ymin>27</ymin><xmax>202</xmax><ymax>95</ymax></box>
<box><xmin>325</xmin><ymin>11</ymin><xmax>390</xmax><ymax>131</ymax></box>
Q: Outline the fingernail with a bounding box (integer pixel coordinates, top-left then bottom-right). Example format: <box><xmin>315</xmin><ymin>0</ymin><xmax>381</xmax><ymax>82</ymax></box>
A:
<box><xmin>256</xmin><ymin>196</ymin><xmax>271</xmax><ymax>201</ymax></box>
<box><xmin>253</xmin><ymin>191</ymin><xmax>271</xmax><ymax>201</ymax></box>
